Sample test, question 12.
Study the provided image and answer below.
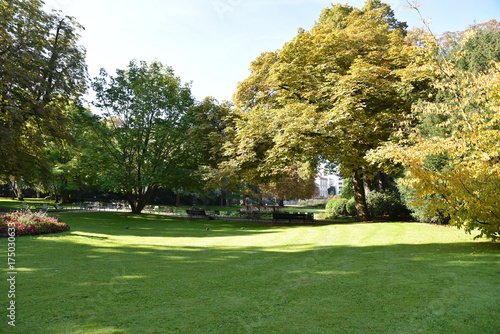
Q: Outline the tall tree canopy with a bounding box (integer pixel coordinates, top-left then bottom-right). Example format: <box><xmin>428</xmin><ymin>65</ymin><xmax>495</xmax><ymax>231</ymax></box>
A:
<box><xmin>191</xmin><ymin>97</ymin><xmax>234</xmax><ymax>173</ymax></box>
<box><xmin>40</xmin><ymin>105</ymin><xmax>101</xmax><ymax>204</ymax></box>
<box><xmin>91</xmin><ymin>60</ymin><xmax>198</xmax><ymax>213</ymax></box>
<box><xmin>229</xmin><ymin>0</ymin><xmax>433</xmax><ymax>220</ymax></box>
<box><xmin>454</xmin><ymin>23</ymin><xmax>500</xmax><ymax>73</ymax></box>
<box><xmin>0</xmin><ymin>0</ymin><xmax>87</xmax><ymax>181</ymax></box>
<box><xmin>190</xmin><ymin>97</ymin><xmax>238</xmax><ymax>205</ymax></box>
<box><xmin>439</xmin><ymin>19</ymin><xmax>500</xmax><ymax>73</ymax></box>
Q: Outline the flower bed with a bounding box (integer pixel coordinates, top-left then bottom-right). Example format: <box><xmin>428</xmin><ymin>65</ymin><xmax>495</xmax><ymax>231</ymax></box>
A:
<box><xmin>0</xmin><ymin>211</ymin><xmax>70</xmax><ymax>237</ymax></box>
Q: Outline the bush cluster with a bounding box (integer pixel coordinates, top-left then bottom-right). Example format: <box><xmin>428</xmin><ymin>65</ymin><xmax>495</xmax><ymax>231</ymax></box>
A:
<box><xmin>366</xmin><ymin>191</ymin><xmax>409</xmax><ymax>219</ymax></box>
<box><xmin>325</xmin><ymin>190</ymin><xmax>408</xmax><ymax>220</ymax></box>
<box><xmin>325</xmin><ymin>197</ymin><xmax>358</xmax><ymax>218</ymax></box>
<box><xmin>325</xmin><ymin>197</ymin><xmax>348</xmax><ymax>217</ymax></box>
<box><xmin>397</xmin><ymin>184</ymin><xmax>449</xmax><ymax>224</ymax></box>
<box><xmin>0</xmin><ymin>211</ymin><xmax>70</xmax><ymax>237</ymax></box>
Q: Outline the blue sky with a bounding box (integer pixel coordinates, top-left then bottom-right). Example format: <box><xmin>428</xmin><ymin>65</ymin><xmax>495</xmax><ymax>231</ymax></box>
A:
<box><xmin>44</xmin><ymin>0</ymin><xmax>500</xmax><ymax>104</ymax></box>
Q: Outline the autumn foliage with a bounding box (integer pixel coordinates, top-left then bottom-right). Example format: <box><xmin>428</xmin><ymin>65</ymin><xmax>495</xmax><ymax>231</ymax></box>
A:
<box><xmin>387</xmin><ymin>62</ymin><xmax>500</xmax><ymax>240</ymax></box>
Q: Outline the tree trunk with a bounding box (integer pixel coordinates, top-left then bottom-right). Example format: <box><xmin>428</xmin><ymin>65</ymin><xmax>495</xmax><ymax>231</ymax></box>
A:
<box><xmin>375</xmin><ymin>172</ymin><xmax>386</xmax><ymax>192</ymax></box>
<box><xmin>13</xmin><ymin>179</ymin><xmax>24</xmax><ymax>201</ymax></box>
<box><xmin>61</xmin><ymin>190</ymin><xmax>70</xmax><ymax>204</ymax></box>
<box><xmin>128</xmin><ymin>187</ymin><xmax>154</xmax><ymax>214</ymax></box>
<box><xmin>16</xmin><ymin>187</ymin><xmax>24</xmax><ymax>201</ymax></box>
<box><xmin>128</xmin><ymin>195</ymin><xmax>146</xmax><ymax>214</ymax></box>
<box><xmin>352</xmin><ymin>170</ymin><xmax>370</xmax><ymax>221</ymax></box>
<box><xmin>176</xmin><ymin>193</ymin><xmax>181</xmax><ymax>207</ymax></box>
<box><xmin>279</xmin><ymin>197</ymin><xmax>285</xmax><ymax>207</ymax></box>
<box><xmin>363</xmin><ymin>177</ymin><xmax>371</xmax><ymax>195</ymax></box>
<box><xmin>127</xmin><ymin>195</ymin><xmax>138</xmax><ymax>213</ymax></box>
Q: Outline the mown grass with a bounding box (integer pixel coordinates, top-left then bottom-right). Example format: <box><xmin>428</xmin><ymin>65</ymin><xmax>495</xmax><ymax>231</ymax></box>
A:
<box><xmin>0</xmin><ymin>211</ymin><xmax>499</xmax><ymax>333</ymax></box>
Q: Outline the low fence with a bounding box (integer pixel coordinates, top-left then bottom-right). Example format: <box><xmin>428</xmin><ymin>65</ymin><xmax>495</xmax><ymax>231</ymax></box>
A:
<box><xmin>1</xmin><ymin>202</ymin><xmax>323</xmax><ymax>223</ymax></box>
<box><xmin>61</xmin><ymin>203</ymin><xmax>188</xmax><ymax>215</ymax></box>
<box><xmin>1</xmin><ymin>203</ymin><xmax>330</xmax><ymax>225</ymax></box>
<box><xmin>1</xmin><ymin>202</ymin><xmax>174</xmax><ymax>215</ymax></box>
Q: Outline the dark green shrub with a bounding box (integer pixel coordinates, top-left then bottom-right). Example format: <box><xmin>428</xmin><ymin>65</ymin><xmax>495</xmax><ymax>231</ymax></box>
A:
<box><xmin>325</xmin><ymin>198</ymin><xmax>348</xmax><ymax>217</ymax></box>
<box><xmin>366</xmin><ymin>190</ymin><xmax>409</xmax><ymax>219</ymax></box>
<box><xmin>346</xmin><ymin>197</ymin><xmax>357</xmax><ymax>216</ymax></box>
<box><xmin>397</xmin><ymin>183</ymin><xmax>449</xmax><ymax>224</ymax></box>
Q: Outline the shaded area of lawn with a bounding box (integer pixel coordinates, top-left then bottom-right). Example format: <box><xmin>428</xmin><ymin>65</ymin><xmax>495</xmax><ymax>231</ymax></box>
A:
<box><xmin>1</xmin><ymin>213</ymin><xmax>499</xmax><ymax>333</ymax></box>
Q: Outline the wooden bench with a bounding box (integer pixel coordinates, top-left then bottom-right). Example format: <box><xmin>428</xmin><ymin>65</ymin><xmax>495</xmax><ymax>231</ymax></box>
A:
<box><xmin>272</xmin><ymin>212</ymin><xmax>309</xmax><ymax>223</ymax></box>
<box><xmin>186</xmin><ymin>209</ymin><xmax>208</xmax><ymax>218</ymax></box>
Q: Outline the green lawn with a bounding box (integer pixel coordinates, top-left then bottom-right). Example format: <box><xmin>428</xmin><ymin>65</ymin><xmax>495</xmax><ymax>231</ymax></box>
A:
<box><xmin>1</xmin><ymin>211</ymin><xmax>499</xmax><ymax>333</ymax></box>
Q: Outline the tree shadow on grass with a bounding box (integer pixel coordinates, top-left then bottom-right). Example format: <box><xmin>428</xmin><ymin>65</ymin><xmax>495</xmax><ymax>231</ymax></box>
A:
<box><xmin>3</xmin><ymin>227</ymin><xmax>499</xmax><ymax>333</ymax></box>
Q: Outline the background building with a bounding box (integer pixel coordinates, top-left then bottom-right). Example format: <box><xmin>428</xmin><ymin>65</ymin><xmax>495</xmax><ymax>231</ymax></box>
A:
<box><xmin>315</xmin><ymin>174</ymin><xmax>343</xmax><ymax>197</ymax></box>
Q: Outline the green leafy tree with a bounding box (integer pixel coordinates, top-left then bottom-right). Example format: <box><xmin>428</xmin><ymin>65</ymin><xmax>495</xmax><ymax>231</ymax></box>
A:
<box><xmin>229</xmin><ymin>0</ymin><xmax>433</xmax><ymax>220</ymax></box>
<box><xmin>191</xmin><ymin>97</ymin><xmax>234</xmax><ymax>169</ymax></box>
<box><xmin>0</xmin><ymin>0</ymin><xmax>87</xmax><ymax>185</ymax></box>
<box><xmin>455</xmin><ymin>29</ymin><xmax>500</xmax><ymax>73</ymax></box>
<box><xmin>190</xmin><ymin>97</ymin><xmax>237</xmax><ymax>206</ymax></box>
<box><xmin>38</xmin><ymin>105</ymin><xmax>101</xmax><ymax>203</ymax></box>
<box><xmin>91</xmin><ymin>60</ymin><xmax>198</xmax><ymax>213</ymax></box>
<box><xmin>439</xmin><ymin>19</ymin><xmax>500</xmax><ymax>73</ymax></box>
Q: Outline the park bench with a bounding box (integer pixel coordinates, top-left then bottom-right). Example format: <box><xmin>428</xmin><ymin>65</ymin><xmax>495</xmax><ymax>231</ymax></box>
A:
<box><xmin>272</xmin><ymin>212</ymin><xmax>309</xmax><ymax>223</ymax></box>
<box><xmin>186</xmin><ymin>209</ymin><xmax>208</xmax><ymax>218</ymax></box>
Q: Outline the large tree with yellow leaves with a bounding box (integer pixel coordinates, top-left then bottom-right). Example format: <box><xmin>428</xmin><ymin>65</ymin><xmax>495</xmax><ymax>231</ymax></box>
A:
<box><xmin>229</xmin><ymin>0</ymin><xmax>432</xmax><ymax>220</ymax></box>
